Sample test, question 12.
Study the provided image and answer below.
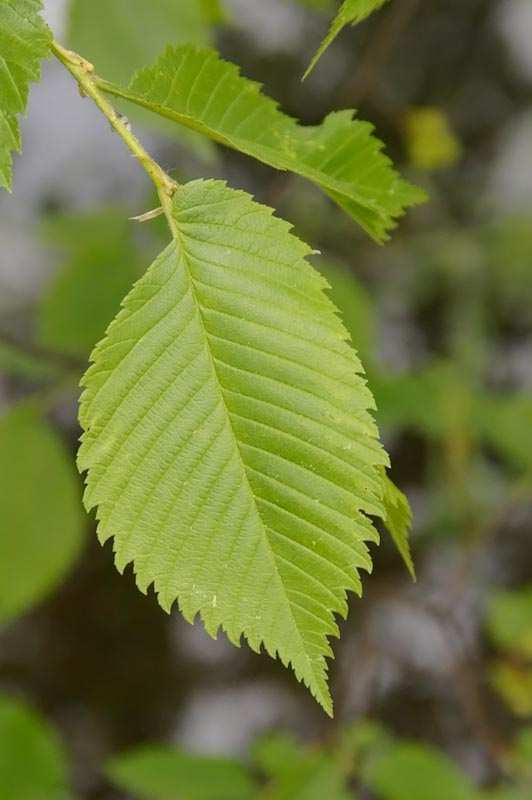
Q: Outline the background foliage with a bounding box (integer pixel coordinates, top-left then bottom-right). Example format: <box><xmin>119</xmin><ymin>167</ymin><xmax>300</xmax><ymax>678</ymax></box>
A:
<box><xmin>1</xmin><ymin>0</ymin><xmax>531</xmax><ymax>797</ymax></box>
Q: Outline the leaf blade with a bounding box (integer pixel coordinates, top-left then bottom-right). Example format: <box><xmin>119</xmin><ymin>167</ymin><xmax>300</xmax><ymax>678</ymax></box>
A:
<box><xmin>381</xmin><ymin>473</ymin><xmax>415</xmax><ymax>580</ymax></box>
<box><xmin>101</xmin><ymin>45</ymin><xmax>425</xmax><ymax>242</ymax></box>
<box><xmin>78</xmin><ymin>179</ymin><xmax>388</xmax><ymax>713</ymax></box>
<box><xmin>0</xmin><ymin>0</ymin><xmax>51</xmax><ymax>190</ymax></box>
<box><xmin>304</xmin><ymin>0</ymin><xmax>389</xmax><ymax>79</ymax></box>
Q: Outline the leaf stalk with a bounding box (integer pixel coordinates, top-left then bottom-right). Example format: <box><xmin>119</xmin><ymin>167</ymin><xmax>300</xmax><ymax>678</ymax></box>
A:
<box><xmin>51</xmin><ymin>41</ymin><xmax>178</xmax><ymax>234</ymax></box>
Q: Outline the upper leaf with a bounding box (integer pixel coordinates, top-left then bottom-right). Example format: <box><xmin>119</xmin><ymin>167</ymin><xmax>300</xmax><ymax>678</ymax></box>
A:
<box><xmin>0</xmin><ymin>404</ymin><xmax>85</xmax><ymax>625</ymax></box>
<box><xmin>304</xmin><ymin>0</ymin><xmax>389</xmax><ymax>78</ymax></box>
<box><xmin>0</xmin><ymin>0</ymin><xmax>51</xmax><ymax>190</ymax></box>
<box><xmin>78</xmin><ymin>179</ymin><xmax>388</xmax><ymax>714</ymax></box>
<box><xmin>104</xmin><ymin>45</ymin><xmax>424</xmax><ymax>242</ymax></box>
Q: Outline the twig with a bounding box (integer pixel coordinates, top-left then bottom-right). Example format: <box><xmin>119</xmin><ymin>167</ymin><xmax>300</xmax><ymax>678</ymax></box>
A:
<box><xmin>50</xmin><ymin>41</ymin><xmax>179</xmax><ymax>238</ymax></box>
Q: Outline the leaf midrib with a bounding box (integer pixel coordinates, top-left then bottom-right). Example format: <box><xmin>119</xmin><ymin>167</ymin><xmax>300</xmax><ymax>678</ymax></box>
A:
<box><xmin>170</xmin><ymin>223</ymin><xmax>332</xmax><ymax>710</ymax></box>
<box><xmin>99</xmin><ymin>82</ymin><xmax>382</xmax><ymax>216</ymax></box>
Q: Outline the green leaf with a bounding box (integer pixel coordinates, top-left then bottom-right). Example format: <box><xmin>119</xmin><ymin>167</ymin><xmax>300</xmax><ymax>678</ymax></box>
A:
<box><xmin>404</xmin><ymin>107</ymin><xmax>462</xmax><ymax>171</ymax></box>
<box><xmin>478</xmin><ymin>394</ymin><xmax>532</xmax><ymax>473</ymax></box>
<box><xmin>37</xmin><ymin>211</ymin><xmax>141</xmax><ymax>358</ymax></box>
<box><xmin>104</xmin><ymin>45</ymin><xmax>425</xmax><ymax>242</ymax></box>
<box><xmin>304</xmin><ymin>0</ymin><xmax>389</xmax><ymax>79</ymax></box>
<box><xmin>106</xmin><ymin>745</ymin><xmax>256</xmax><ymax>800</ymax></box>
<box><xmin>364</xmin><ymin>742</ymin><xmax>474</xmax><ymax>800</ymax></box>
<box><xmin>0</xmin><ymin>404</ymin><xmax>85</xmax><ymax>624</ymax></box>
<box><xmin>0</xmin><ymin>695</ymin><xmax>71</xmax><ymax>800</ymax></box>
<box><xmin>267</xmin><ymin>758</ymin><xmax>352</xmax><ymax>800</ymax></box>
<box><xmin>0</xmin><ymin>339</ymin><xmax>62</xmax><ymax>382</ymax></box>
<box><xmin>381</xmin><ymin>473</ymin><xmax>415</xmax><ymax>580</ymax></box>
<box><xmin>253</xmin><ymin>733</ymin><xmax>310</xmax><ymax>778</ymax></box>
<box><xmin>318</xmin><ymin>261</ymin><xmax>375</xmax><ymax>364</ymax></box>
<box><xmin>487</xmin><ymin>586</ymin><xmax>532</xmax><ymax>659</ymax></box>
<box><xmin>254</xmin><ymin>734</ymin><xmax>352</xmax><ymax>800</ymax></box>
<box><xmin>78</xmin><ymin>179</ymin><xmax>388</xmax><ymax>714</ymax></box>
<box><xmin>199</xmin><ymin>0</ymin><xmax>229</xmax><ymax>24</ymax></box>
<box><xmin>0</xmin><ymin>0</ymin><xmax>51</xmax><ymax>190</ymax></box>
<box><xmin>489</xmin><ymin>661</ymin><xmax>532</xmax><ymax>718</ymax></box>
<box><xmin>374</xmin><ymin>362</ymin><xmax>472</xmax><ymax>440</ymax></box>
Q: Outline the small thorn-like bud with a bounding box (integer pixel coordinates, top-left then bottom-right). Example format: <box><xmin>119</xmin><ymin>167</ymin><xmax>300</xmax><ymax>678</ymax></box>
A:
<box><xmin>130</xmin><ymin>207</ymin><xmax>165</xmax><ymax>223</ymax></box>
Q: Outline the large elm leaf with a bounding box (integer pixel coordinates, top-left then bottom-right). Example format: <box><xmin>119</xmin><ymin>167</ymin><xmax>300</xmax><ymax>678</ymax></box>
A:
<box><xmin>0</xmin><ymin>404</ymin><xmax>85</xmax><ymax>624</ymax></box>
<box><xmin>0</xmin><ymin>0</ymin><xmax>51</xmax><ymax>190</ymax></box>
<box><xmin>304</xmin><ymin>0</ymin><xmax>389</xmax><ymax>79</ymax></box>
<box><xmin>101</xmin><ymin>45</ymin><xmax>424</xmax><ymax>242</ymax></box>
<box><xmin>78</xmin><ymin>179</ymin><xmax>388</xmax><ymax>714</ymax></box>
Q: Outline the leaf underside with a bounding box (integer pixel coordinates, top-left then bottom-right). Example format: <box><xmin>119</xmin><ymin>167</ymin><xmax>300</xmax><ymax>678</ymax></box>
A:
<box><xmin>110</xmin><ymin>45</ymin><xmax>424</xmax><ymax>242</ymax></box>
<box><xmin>304</xmin><ymin>0</ymin><xmax>389</xmax><ymax>79</ymax></box>
<box><xmin>78</xmin><ymin>179</ymin><xmax>389</xmax><ymax>713</ymax></box>
<box><xmin>0</xmin><ymin>0</ymin><xmax>51</xmax><ymax>189</ymax></box>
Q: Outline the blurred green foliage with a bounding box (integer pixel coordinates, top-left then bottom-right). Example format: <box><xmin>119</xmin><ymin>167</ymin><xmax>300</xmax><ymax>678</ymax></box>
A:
<box><xmin>38</xmin><ymin>211</ymin><xmax>141</xmax><ymax>358</ymax></box>
<box><xmin>403</xmin><ymin>108</ymin><xmax>462</xmax><ymax>172</ymax></box>
<box><xmin>0</xmin><ymin>404</ymin><xmax>84</xmax><ymax>626</ymax></box>
<box><xmin>5</xmin><ymin>697</ymin><xmax>530</xmax><ymax>800</ymax></box>
<box><xmin>106</xmin><ymin>746</ymin><xmax>256</xmax><ymax>800</ymax></box>
<box><xmin>487</xmin><ymin>585</ymin><xmax>532</xmax><ymax>717</ymax></box>
<box><xmin>0</xmin><ymin>696</ymin><xmax>71</xmax><ymax>800</ymax></box>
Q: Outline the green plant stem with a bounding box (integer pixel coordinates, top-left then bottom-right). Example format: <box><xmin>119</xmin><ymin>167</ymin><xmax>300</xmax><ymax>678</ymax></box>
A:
<box><xmin>50</xmin><ymin>40</ymin><xmax>178</xmax><ymax>235</ymax></box>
